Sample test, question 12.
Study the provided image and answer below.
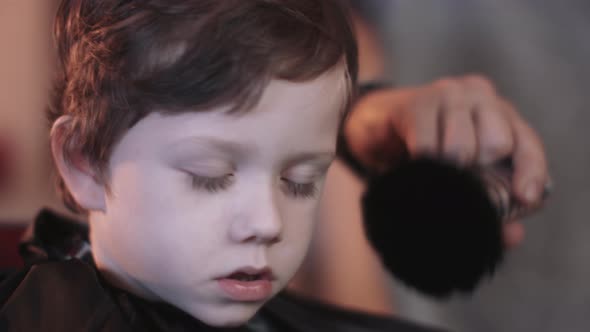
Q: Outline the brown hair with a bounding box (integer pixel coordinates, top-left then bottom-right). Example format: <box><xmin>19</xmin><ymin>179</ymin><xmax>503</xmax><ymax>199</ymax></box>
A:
<box><xmin>49</xmin><ymin>0</ymin><xmax>358</xmax><ymax>213</ymax></box>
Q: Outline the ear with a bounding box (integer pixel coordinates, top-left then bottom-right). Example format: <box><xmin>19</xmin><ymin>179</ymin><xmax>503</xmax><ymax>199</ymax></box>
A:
<box><xmin>50</xmin><ymin>116</ymin><xmax>107</xmax><ymax>212</ymax></box>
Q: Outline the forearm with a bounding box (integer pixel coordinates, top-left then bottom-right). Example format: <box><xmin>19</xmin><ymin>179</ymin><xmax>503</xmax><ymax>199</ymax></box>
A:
<box><xmin>352</xmin><ymin>12</ymin><xmax>388</xmax><ymax>83</ymax></box>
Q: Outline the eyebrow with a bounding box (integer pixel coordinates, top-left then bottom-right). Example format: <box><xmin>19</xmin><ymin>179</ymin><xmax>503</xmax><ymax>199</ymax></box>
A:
<box><xmin>285</xmin><ymin>152</ymin><xmax>335</xmax><ymax>164</ymax></box>
<box><xmin>163</xmin><ymin>136</ymin><xmax>255</xmax><ymax>160</ymax></box>
<box><xmin>165</xmin><ymin>136</ymin><xmax>335</xmax><ymax>166</ymax></box>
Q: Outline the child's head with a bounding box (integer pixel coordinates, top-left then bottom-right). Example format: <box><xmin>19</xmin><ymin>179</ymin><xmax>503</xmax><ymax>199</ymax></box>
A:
<box><xmin>49</xmin><ymin>0</ymin><xmax>357</xmax><ymax>327</ymax></box>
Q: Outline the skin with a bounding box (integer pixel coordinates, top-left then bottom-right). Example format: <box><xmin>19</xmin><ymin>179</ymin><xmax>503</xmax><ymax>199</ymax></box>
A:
<box><xmin>50</xmin><ymin>66</ymin><xmax>349</xmax><ymax>327</ymax></box>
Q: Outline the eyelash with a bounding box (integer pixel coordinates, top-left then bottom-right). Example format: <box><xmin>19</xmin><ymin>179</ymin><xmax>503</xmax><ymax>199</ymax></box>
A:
<box><xmin>189</xmin><ymin>174</ymin><xmax>318</xmax><ymax>199</ymax></box>
<box><xmin>191</xmin><ymin>175</ymin><xmax>234</xmax><ymax>192</ymax></box>
<box><xmin>281</xmin><ymin>178</ymin><xmax>318</xmax><ymax>199</ymax></box>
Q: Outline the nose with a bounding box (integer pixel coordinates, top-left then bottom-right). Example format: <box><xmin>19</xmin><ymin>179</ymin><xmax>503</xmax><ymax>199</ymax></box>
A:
<box><xmin>228</xmin><ymin>183</ymin><xmax>283</xmax><ymax>245</ymax></box>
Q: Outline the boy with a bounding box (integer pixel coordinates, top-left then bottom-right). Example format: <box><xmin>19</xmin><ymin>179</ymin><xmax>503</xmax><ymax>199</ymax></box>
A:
<box><xmin>0</xmin><ymin>0</ymin><xmax>549</xmax><ymax>331</ymax></box>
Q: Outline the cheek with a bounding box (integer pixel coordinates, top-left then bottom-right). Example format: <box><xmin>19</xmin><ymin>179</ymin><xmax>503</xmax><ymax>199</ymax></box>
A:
<box><xmin>107</xmin><ymin>164</ymin><xmax>184</xmax><ymax>232</ymax></box>
<box><xmin>281</xmin><ymin>180</ymin><xmax>329</xmax><ymax>251</ymax></box>
<box><xmin>102</xmin><ymin>164</ymin><xmax>225</xmax><ymax>275</ymax></box>
<box><xmin>270</xmin><ymin>197</ymin><xmax>321</xmax><ymax>280</ymax></box>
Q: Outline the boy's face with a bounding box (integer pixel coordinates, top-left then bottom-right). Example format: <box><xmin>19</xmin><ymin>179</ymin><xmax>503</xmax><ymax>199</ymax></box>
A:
<box><xmin>88</xmin><ymin>67</ymin><xmax>349</xmax><ymax>326</ymax></box>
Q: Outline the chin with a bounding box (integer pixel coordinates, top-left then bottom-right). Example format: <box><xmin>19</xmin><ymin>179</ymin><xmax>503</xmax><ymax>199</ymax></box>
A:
<box><xmin>190</xmin><ymin>301</ymin><xmax>263</xmax><ymax>327</ymax></box>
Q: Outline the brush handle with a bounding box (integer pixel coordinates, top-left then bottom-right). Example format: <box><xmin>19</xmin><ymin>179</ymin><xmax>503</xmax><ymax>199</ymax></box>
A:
<box><xmin>473</xmin><ymin>159</ymin><xmax>551</xmax><ymax>222</ymax></box>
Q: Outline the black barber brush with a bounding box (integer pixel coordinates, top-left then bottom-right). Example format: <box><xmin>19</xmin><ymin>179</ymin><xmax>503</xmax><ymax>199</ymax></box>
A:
<box><xmin>361</xmin><ymin>157</ymin><xmax>515</xmax><ymax>298</ymax></box>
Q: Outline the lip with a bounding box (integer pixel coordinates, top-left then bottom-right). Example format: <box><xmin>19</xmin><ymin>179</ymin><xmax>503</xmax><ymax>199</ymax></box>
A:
<box><xmin>216</xmin><ymin>266</ymin><xmax>275</xmax><ymax>302</ymax></box>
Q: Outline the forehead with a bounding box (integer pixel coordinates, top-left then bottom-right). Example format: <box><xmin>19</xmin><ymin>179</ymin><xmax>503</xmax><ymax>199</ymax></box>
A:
<box><xmin>111</xmin><ymin>66</ymin><xmax>349</xmax><ymax>161</ymax></box>
<box><xmin>254</xmin><ymin>65</ymin><xmax>350</xmax><ymax>117</ymax></box>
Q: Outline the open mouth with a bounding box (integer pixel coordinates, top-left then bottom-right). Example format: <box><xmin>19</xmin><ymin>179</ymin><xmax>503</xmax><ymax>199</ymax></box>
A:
<box><xmin>228</xmin><ymin>272</ymin><xmax>265</xmax><ymax>282</ymax></box>
<box><xmin>217</xmin><ymin>267</ymin><xmax>274</xmax><ymax>301</ymax></box>
<box><xmin>225</xmin><ymin>269</ymin><xmax>273</xmax><ymax>282</ymax></box>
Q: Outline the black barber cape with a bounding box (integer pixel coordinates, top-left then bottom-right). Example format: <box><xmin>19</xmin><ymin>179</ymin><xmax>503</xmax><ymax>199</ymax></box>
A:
<box><xmin>0</xmin><ymin>210</ymin><xmax>446</xmax><ymax>332</ymax></box>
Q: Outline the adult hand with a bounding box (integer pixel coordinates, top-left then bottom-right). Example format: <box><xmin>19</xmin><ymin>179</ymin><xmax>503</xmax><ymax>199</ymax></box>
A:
<box><xmin>344</xmin><ymin>75</ymin><xmax>550</xmax><ymax>247</ymax></box>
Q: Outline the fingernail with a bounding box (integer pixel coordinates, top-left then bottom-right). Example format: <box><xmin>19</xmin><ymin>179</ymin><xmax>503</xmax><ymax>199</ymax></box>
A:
<box><xmin>524</xmin><ymin>182</ymin><xmax>539</xmax><ymax>204</ymax></box>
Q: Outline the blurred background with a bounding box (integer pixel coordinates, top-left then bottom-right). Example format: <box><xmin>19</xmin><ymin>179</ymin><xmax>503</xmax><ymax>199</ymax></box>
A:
<box><xmin>0</xmin><ymin>0</ymin><xmax>64</xmax><ymax>268</ymax></box>
<box><xmin>356</xmin><ymin>1</ymin><xmax>590</xmax><ymax>331</ymax></box>
<box><xmin>0</xmin><ymin>0</ymin><xmax>588</xmax><ymax>331</ymax></box>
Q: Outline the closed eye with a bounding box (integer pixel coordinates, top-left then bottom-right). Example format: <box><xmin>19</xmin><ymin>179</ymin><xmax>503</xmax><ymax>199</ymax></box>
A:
<box><xmin>280</xmin><ymin>178</ymin><xmax>318</xmax><ymax>199</ymax></box>
<box><xmin>190</xmin><ymin>174</ymin><xmax>234</xmax><ymax>193</ymax></box>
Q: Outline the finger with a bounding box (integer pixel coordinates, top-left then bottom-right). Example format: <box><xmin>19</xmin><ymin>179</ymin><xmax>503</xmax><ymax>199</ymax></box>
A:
<box><xmin>503</xmin><ymin>222</ymin><xmax>525</xmax><ymax>249</ymax></box>
<box><xmin>439</xmin><ymin>85</ymin><xmax>477</xmax><ymax>165</ymax></box>
<box><xmin>393</xmin><ymin>88</ymin><xmax>441</xmax><ymax>158</ymax></box>
<box><xmin>344</xmin><ymin>90</ymin><xmax>410</xmax><ymax>171</ymax></box>
<box><xmin>460</xmin><ymin>75</ymin><xmax>514</xmax><ymax>165</ymax></box>
<box><xmin>441</xmin><ymin>108</ymin><xmax>478</xmax><ymax>165</ymax></box>
<box><xmin>503</xmin><ymin>101</ymin><xmax>549</xmax><ymax>206</ymax></box>
<box><xmin>473</xmin><ymin>99</ymin><xmax>514</xmax><ymax>165</ymax></box>
<box><xmin>344</xmin><ymin>99</ymin><xmax>390</xmax><ymax>167</ymax></box>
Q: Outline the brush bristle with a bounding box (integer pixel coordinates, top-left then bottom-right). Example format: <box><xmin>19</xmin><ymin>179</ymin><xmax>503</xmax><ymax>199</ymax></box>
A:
<box><xmin>362</xmin><ymin>157</ymin><xmax>505</xmax><ymax>298</ymax></box>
